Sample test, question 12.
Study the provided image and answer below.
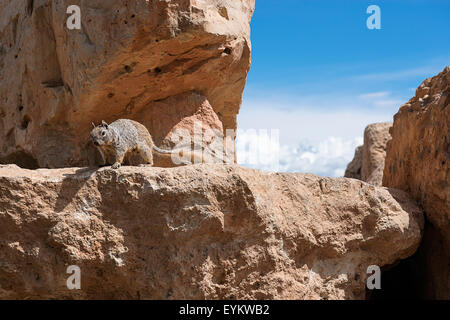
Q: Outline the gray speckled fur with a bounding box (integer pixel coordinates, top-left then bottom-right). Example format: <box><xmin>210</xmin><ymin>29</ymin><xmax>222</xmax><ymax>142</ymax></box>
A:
<box><xmin>90</xmin><ymin>119</ymin><xmax>155</xmax><ymax>169</ymax></box>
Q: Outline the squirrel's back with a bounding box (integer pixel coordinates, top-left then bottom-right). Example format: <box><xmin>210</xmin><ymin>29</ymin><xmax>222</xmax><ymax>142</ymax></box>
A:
<box><xmin>110</xmin><ymin>119</ymin><xmax>154</xmax><ymax>147</ymax></box>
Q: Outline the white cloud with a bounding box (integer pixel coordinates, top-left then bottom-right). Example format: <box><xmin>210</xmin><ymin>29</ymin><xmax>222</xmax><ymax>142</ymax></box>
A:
<box><xmin>236</xmin><ymin>128</ymin><xmax>280</xmax><ymax>171</ymax></box>
<box><xmin>237</xmin><ymin>97</ymin><xmax>394</xmax><ymax>144</ymax></box>
<box><xmin>358</xmin><ymin>91</ymin><xmax>390</xmax><ymax>99</ymax></box>
<box><xmin>237</xmin><ymin>133</ymin><xmax>362</xmax><ymax>177</ymax></box>
<box><xmin>236</xmin><ymin>94</ymin><xmax>396</xmax><ymax>176</ymax></box>
<box><xmin>357</xmin><ymin>91</ymin><xmax>404</xmax><ymax>110</ymax></box>
<box><xmin>279</xmin><ymin>136</ymin><xmax>363</xmax><ymax>177</ymax></box>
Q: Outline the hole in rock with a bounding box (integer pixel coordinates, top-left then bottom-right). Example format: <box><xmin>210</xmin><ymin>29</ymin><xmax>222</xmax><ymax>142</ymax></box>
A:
<box><xmin>367</xmin><ymin>221</ymin><xmax>438</xmax><ymax>300</ymax></box>
<box><xmin>0</xmin><ymin>150</ymin><xmax>38</xmax><ymax>169</ymax></box>
<box><xmin>367</xmin><ymin>255</ymin><xmax>422</xmax><ymax>299</ymax></box>
<box><xmin>154</xmin><ymin>67</ymin><xmax>162</xmax><ymax>74</ymax></box>
<box><xmin>21</xmin><ymin>115</ymin><xmax>31</xmax><ymax>130</ymax></box>
<box><xmin>223</xmin><ymin>47</ymin><xmax>232</xmax><ymax>55</ymax></box>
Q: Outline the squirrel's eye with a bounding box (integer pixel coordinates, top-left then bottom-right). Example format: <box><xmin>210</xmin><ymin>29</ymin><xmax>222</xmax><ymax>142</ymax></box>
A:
<box><xmin>101</xmin><ymin>131</ymin><xmax>106</xmax><ymax>136</ymax></box>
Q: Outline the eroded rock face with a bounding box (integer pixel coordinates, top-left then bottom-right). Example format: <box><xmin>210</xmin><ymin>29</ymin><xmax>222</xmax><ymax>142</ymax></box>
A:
<box><xmin>361</xmin><ymin>123</ymin><xmax>392</xmax><ymax>183</ymax></box>
<box><xmin>0</xmin><ymin>164</ymin><xmax>424</xmax><ymax>299</ymax></box>
<box><xmin>0</xmin><ymin>0</ymin><xmax>254</xmax><ymax>168</ymax></box>
<box><xmin>345</xmin><ymin>123</ymin><xmax>392</xmax><ymax>186</ymax></box>
<box><xmin>366</xmin><ymin>160</ymin><xmax>385</xmax><ymax>187</ymax></box>
<box><xmin>383</xmin><ymin>66</ymin><xmax>450</xmax><ymax>299</ymax></box>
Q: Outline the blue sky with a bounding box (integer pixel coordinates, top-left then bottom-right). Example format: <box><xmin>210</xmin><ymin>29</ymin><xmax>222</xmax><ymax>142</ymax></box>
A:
<box><xmin>237</xmin><ymin>0</ymin><xmax>450</xmax><ymax>176</ymax></box>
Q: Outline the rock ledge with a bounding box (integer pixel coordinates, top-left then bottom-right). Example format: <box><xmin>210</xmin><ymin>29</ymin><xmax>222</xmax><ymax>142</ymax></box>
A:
<box><xmin>0</xmin><ymin>164</ymin><xmax>423</xmax><ymax>299</ymax></box>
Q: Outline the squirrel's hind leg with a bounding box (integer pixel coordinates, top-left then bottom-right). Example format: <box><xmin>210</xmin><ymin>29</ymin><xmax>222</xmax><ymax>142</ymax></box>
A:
<box><xmin>138</xmin><ymin>145</ymin><xmax>154</xmax><ymax>166</ymax></box>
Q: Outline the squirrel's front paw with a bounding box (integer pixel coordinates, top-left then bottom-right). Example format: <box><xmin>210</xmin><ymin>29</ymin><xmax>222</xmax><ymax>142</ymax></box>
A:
<box><xmin>111</xmin><ymin>162</ymin><xmax>121</xmax><ymax>169</ymax></box>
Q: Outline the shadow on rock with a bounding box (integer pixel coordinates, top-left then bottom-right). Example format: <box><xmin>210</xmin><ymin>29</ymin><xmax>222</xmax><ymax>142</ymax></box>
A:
<box><xmin>54</xmin><ymin>167</ymin><xmax>100</xmax><ymax>212</ymax></box>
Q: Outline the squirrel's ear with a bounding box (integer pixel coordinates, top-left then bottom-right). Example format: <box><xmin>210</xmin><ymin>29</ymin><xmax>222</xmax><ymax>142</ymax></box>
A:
<box><xmin>92</xmin><ymin>122</ymin><xmax>96</xmax><ymax>128</ymax></box>
<box><xmin>101</xmin><ymin>120</ymin><xmax>108</xmax><ymax>128</ymax></box>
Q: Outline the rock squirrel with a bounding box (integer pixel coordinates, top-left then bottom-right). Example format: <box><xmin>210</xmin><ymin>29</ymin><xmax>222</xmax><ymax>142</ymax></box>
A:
<box><xmin>90</xmin><ymin>119</ymin><xmax>217</xmax><ymax>169</ymax></box>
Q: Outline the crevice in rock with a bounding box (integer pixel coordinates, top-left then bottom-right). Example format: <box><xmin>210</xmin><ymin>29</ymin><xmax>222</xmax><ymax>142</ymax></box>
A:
<box><xmin>12</xmin><ymin>15</ymin><xmax>19</xmax><ymax>45</ymax></box>
<box><xmin>26</xmin><ymin>0</ymin><xmax>34</xmax><ymax>17</ymax></box>
<box><xmin>20</xmin><ymin>115</ymin><xmax>31</xmax><ymax>130</ymax></box>
<box><xmin>0</xmin><ymin>150</ymin><xmax>38</xmax><ymax>169</ymax></box>
<box><xmin>65</xmin><ymin>83</ymin><xmax>73</xmax><ymax>95</ymax></box>
<box><xmin>182</xmin><ymin>56</ymin><xmax>217</xmax><ymax>75</ymax></box>
<box><xmin>367</xmin><ymin>220</ymin><xmax>442</xmax><ymax>300</ymax></box>
<box><xmin>367</xmin><ymin>253</ymin><xmax>424</xmax><ymax>299</ymax></box>
<box><xmin>155</xmin><ymin>58</ymin><xmax>190</xmax><ymax>75</ymax></box>
<box><xmin>42</xmin><ymin>79</ymin><xmax>64</xmax><ymax>88</ymax></box>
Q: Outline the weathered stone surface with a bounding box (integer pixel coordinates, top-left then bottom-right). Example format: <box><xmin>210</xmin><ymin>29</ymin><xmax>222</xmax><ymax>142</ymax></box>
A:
<box><xmin>345</xmin><ymin>122</ymin><xmax>392</xmax><ymax>186</ymax></box>
<box><xmin>383</xmin><ymin>66</ymin><xmax>450</xmax><ymax>299</ymax></box>
<box><xmin>0</xmin><ymin>0</ymin><xmax>254</xmax><ymax>168</ymax></box>
<box><xmin>0</xmin><ymin>164</ymin><xmax>424</xmax><ymax>299</ymax></box>
<box><xmin>366</xmin><ymin>160</ymin><xmax>385</xmax><ymax>187</ymax></box>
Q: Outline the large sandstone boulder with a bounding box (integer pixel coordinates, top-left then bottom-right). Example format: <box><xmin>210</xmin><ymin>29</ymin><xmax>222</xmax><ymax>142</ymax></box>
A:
<box><xmin>345</xmin><ymin>122</ymin><xmax>392</xmax><ymax>186</ymax></box>
<box><xmin>0</xmin><ymin>0</ymin><xmax>254</xmax><ymax>168</ymax></box>
<box><xmin>0</xmin><ymin>164</ymin><xmax>424</xmax><ymax>299</ymax></box>
<box><xmin>383</xmin><ymin>66</ymin><xmax>450</xmax><ymax>299</ymax></box>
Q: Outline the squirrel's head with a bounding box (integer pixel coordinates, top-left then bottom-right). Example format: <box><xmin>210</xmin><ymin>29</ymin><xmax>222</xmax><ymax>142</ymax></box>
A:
<box><xmin>90</xmin><ymin>120</ymin><xmax>114</xmax><ymax>147</ymax></box>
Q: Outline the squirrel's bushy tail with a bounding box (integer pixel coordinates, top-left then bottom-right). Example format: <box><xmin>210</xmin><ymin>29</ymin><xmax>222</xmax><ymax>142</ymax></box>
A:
<box><xmin>153</xmin><ymin>145</ymin><xmax>173</xmax><ymax>154</ymax></box>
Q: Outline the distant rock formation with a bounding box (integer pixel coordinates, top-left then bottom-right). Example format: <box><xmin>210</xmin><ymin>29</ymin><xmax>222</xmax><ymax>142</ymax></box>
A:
<box><xmin>0</xmin><ymin>0</ymin><xmax>254</xmax><ymax>168</ymax></box>
<box><xmin>344</xmin><ymin>146</ymin><xmax>363</xmax><ymax>180</ymax></box>
<box><xmin>345</xmin><ymin>122</ymin><xmax>392</xmax><ymax>186</ymax></box>
<box><xmin>0</xmin><ymin>164</ymin><xmax>423</xmax><ymax>300</ymax></box>
<box><xmin>383</xmin><ymin>66</ymin><xmax>450</xmax><ymax>299</ymax></box>
<box><xmin>361</xmin><ymin>122</ymin><xmax>392</xmax><ymax>182</ymax></box>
